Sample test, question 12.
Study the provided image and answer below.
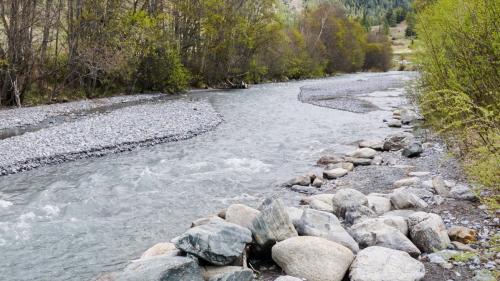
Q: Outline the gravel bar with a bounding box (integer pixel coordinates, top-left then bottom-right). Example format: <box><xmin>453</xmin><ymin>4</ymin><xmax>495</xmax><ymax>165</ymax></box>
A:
<box><xmin>0</xmin><ymin>99</ymin><xmax>222</xmax><ymax>176</ymax></box>
<box><xmin>299</xmin><ymin>72</ymin><xmax>416</xmax><ymax>113</ymax></box>
<box><xmin>0</xmin><ymin>94</ymin><xmax>164</xmax><ymax>130</ymax></box>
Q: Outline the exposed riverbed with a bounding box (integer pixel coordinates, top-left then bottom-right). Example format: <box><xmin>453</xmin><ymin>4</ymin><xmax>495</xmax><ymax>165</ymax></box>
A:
<box><xmin>0</xmin><ymin>72</ymin><xmax>417</xmax><ymax>281</ymax></box>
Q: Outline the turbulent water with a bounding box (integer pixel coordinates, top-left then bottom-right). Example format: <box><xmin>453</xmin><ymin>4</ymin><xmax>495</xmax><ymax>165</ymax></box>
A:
<box><xmin>0</xmin><ymin>72</ymin><xmax>415</xmax><ymax>281</ymax></box>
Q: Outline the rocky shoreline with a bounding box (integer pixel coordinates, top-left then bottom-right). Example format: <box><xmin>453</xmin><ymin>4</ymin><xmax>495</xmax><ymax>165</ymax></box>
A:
<box><xmin>93</xmin><ymin>97</ymin><xmax>498</xmax><ymax>280</ymax></box>
<box><xmin>0</xmin><ymin>97</ymin><xmax>222</xmax><ymax>176</ymax></box>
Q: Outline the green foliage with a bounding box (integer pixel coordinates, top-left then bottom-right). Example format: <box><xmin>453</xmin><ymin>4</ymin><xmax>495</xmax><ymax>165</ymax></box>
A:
<box><xmin>415</xmin><ymin>0</ymin><xmax>499</xmax><ymax>199</ymax></box>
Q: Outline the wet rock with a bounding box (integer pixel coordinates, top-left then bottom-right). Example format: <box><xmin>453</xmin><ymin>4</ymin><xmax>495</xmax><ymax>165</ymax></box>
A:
<box><xmin>349</xmin><ymin>246</ymin><xmax>425</xmax><ymax>281</ymax></box>
<box><xmin>202</xmin><ymin>266</ymin><xmax>254</xmax><ymax>281</ymax></box>
<box><xmin>272</xmin><ymin>236</ymin><xmax>354</xmax><ymax>281</ymax></box>
<box><xmin>317</xmin><ymin>155</ymin><xmax>344</xmax><ymax>165</ymax></box>
<box><xmin>367</xmin><ymin>195</ymin><xmax>392</xmax><ymax>215</ymax></box>
<box><xmin>323</xmin><ymin>168</ymin><xmax>348</xmax><ymax>179</ymax></box>
<box><xmin>408</xmin><ymin>212</ymin><xmax>450</xmax><ymax>253</ymax></box>
<box><xmin>251</xmin><ymin>198</ymin><xmax>298</xmax><ymax>248</ymax></box>
<box><xmin>383</xmin><ymin>132</ymin><xmax>414</xmax><ymax>151</ymax></box>
<box><xmin>390</xmin><ymin>188</ymin><xmax>428</xmax><ymax>209</ymax></box>
<box><xmin>344</xmin><ymin>157</ymin><xmax>372</xmax><ymax>166</ymax></box>
<box><xmin>311</xmin><ymin>177</ymin><xmax>325</xmax><ymax>187</ymax></box>
<box><xmin>140</xmin><ymin>243</ymin><xmax>180</xmax><ymax>260</ymax></box>
<box><xmin>388</xmin><ymin>119</ymin><xmax>402</xmax><ymax>128</ymax></box>
<box><xmin>393</xmin><ymin>177</ymin><xmax>421</xmax><ymax>188</ymax></box>
<box><xmin>349</xmin><ymin>219</ymin><xmax>421</xmax><ymax>257</ymax></box>
<box><xmin>117</xmin><ymin>256</ymin><xmax>204</xmax><ymax>281</ymax></box>
<box><xmin>432</xmin><ymin>176</ymin><xmax>450</xmax><ymax>196</ymax></box>
<box><xmin>297</xmin><ymin>209</ymin><xmax>358</xmax><ymax>253</ymax></box>
<box><xmin>332</xmin><ymin>188</ymin><xmax>368</xmax><ymax>218</ymax></box>
<box><xmin>351</xmin><ymin>148</ymin><xmax>377</xmax><ymax>159</ymax></box>
<box><xmin>225</xmin><ymin>204</ymin><xmax>260</xmax><ymax>229</ymax></box>
<box><xmin>448</xmin><ymin>226</ymin><xmax>478</xmax><ymax>244</ymax></box>
<box><xmin>192</xmin><ymin>216</ymin><xmax>225</xmax><ymax>227</ymax></box>
<box><xmin>358</xmin><ymin>140</ymin><xmax>383</xmax><ymax>151</ymax></box>
<box><xmin>402</xmin><ymin>142</ymin><xmax>423</xmax><ymax>158</ymax></box>
<box><xmin>309</xmin><ymin>198</ymin><xmax>334</xmax><ymax>213</ymax></box>
<box><xmin>274</xmin><ymin>276</ymin><xmax>303</xmax><ymax>281</ymax></box>
<box><xmin>449</xmin><ymin>184</ymin><xmax>477</xmax><ymax>201</ymax></box>
<box><xmin>326</xmin><ymin>162</ymin><xmax>354</xmax><ymax>171</ymax></box>
<box><xmin>174</xmin><ymin>220</ymin><xmax>252</xmax><ymax>265</ymax></box>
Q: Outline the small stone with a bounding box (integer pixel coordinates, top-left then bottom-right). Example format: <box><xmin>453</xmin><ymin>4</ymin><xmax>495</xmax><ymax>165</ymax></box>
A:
<box><xmin>317</xmin><ymin>155</ymin><xmax>344</xmax><ymax>165</ymax></box>
<box><xmin>388</xmin><ymin>119</ymin><xmax>402</xmax><ymax>128</ymax></box>
<box><xmin>286</xmin><ymin>207</ymin><xmax>305</xmax><ymax>229</ymax></box>
<box><xmin>432</xmin><ymin>176</ymin><xmax>450</xmax><ymax>196</ymax></box>
<box><xmin>409</xmin><ymin>171</ymin><xmax>431</xmax><ymax>177</ymax></box>
<box><xmin>451</xmin><ymin>241</ymin><xmax>477</xmax><ymax>252</ymax></box>
<box><xmin>349</xmin><ymin>246</ymin><xmax>425</xmax><ymax>281</ymax></box>
<box><xmin>450</xmin><ymin>185</ymin><xmax>477</xmax><ymax>201</ymax></box>
<box><xmin>402</xmin><ymin>142</ymin><xmax>423</xmax><ymax>158</ymax></box>
<box><xmin>326</xmin><ymin>162</ymin><xmax>354</xmax><ymax>171</ymax></box>
<box><xmin>358</xmin><ymin>140</ymin><xmax>383</xmax><ymax>151</ymax></box>
<box><xmin>140</xmin><ymin>243</ymin><xmax>180</xmax><ymax>260</ymax></box>
<box><xmin>323</xmin><ymin>168</ymin><xmax>348</xmax><ymax>179</ymax></box>
<box><xmin>393</xmin><ymin>177</ymin><xmax>421</xmax><ymax>188</ymax></box>
<box><xmin>351</xmin><ymin>148</ymin><xmax>377</xmax><ymax>159</ymax></box>
<box><xmin>383</xmin><ymin>132</ymin><xmax>414</xmax><ymax>151</ymax></box>
<box><xmin>448</xmin><ymin>226</ymin><xmax>478</xmax><ymax>244</ymax></box>
<box><xmin>312</xmin><ymin>177</ymin><xmax>324</xmax><ymax>187</ymax></box>
<box><xmin>285</xmin><ymin>175</ymin><xmax>311</xmax><ymax>187</ymax></box>
<box><xmin>345</xmin><ymin>157</ymin><xmax>373</xmax><ymax>166</ymax></box>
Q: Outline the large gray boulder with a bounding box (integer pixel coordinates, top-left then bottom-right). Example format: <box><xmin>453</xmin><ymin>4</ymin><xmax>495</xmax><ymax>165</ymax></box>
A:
<box><xmin>309</xmin><ymin>198</ymin><xmax>334</xmax><ymax>213</ymax></box>
<box><xmin>116</xmin><ymin>256</ymin><xmax>204</xmax><ymax>281</ymax></box>
<box><xmin>344</xmin><ymin>205</ymin><xmax>376</xmax><ymax>225</ymax></box>
<box><xmin>296</xmin><ymin>209</ymin><xmax>359</xmax><ymax>253</ymax></box>
<box><xmin>272</xmin><ymin>236</ymin><xmax>354</xmax><ymax>281</ymax></box>
<box><xmin>390</xmin><ymin>188</ymin><xmax>428</xmax><ymax>209</ymax></box>
<box><xmin>250</xmin><ymin>198</ymin><xmax>298</xmax><ymax>248</ymax></box>
<box><xmin>202</xmin><ymin>266</ymin><xmax>254</xmax><ymax>281</ymax></box>
<box><xmin>408</xmin><ymin>212</ymin><xmax>450</xmax><ymax>253</ymax></box>
<box><xmin>174</xmin><ymin>220</ymin><xmax>252</xmax><ymax>265</ymax></box>
<box><xmin>225</xmin><ymin>204</ymin><xmax>260</xmax><ymax>229</ymax></box>
<box><xmin>383</xmin><ymin>132</ymin><xmax>414</xmax><ymax>151</ymax></box>
<box><xmin>332</xmin><ymin>188</ymin><xmax>368</xmax><ymax>218</ymax></box>
<box><xmin>360</xmin><ymin>216</ymin><xmax>409</xmax><ymax>236</ymax></box>
<box><xmin>349</xmin><ymin>219</ymin><xmax>421</xmax><ymax>257</ymax></box>
<box><xmin>286</xmin><ymin>207</ymin><xmax>305</xmax><ymax>229</ymax></box>
<box><xmin>350</xmin><ymin>246</ymin><xmax>425</xmax><ymax>281</ymax></box>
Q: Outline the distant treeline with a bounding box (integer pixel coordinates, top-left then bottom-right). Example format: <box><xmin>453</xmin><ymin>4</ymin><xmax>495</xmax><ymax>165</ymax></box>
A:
<box><xmin>0</xmin><ymin>0</ymin><xmax>392</xmax><ymax>106</ymax></box>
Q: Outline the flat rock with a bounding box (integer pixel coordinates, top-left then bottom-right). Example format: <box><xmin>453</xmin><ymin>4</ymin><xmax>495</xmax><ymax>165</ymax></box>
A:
<box><xmin>344</xmin><ymin>157</ymin><xmax>372</xmax><ymax>166</ymax></box>
<box><xmin>448</xmin><ymin>226</ymin><xmax>478</xmax><ymax>244</ymax></box>
<box><xmin>323</xmin><ymin>168</ymin><xmax>348</xmax><ymax>179</ymax></box>
<box><xmin>317</xmin><ymin>155</ymin><xmax>344</xmax><ymax>165</ymax></box>
<box><xmin>251</xmin><ymin>198</ymin><xmax>298</xmax><ymax>248</ymax></box>
<box><xmin>351</xmin><ymin>148</ymin><xmax>377</xmax><ymax>159</ymax></box>
<box><xmin>140</xmin><ymin>243</ymin><xmax>180</xmax><ymax>260</ymax></box>
<box><xmin>332</xmin><ymin>188</ymin><xmax>368</xmax><ymax>218</ymax></box>
<box><xmin>174</xmin><ymin>220</ymin><xmax>252</xmax><ymax>265</ymax></box>
<box><xmin>360</xmin><ymin>216</ymin><xmax>409</xmax><ymax>236</ymax></box>
<box><xmin>349</xmin><ymin>246</ymin><xmax>425</xmax><ymax>281</ymax></box>
<box><xmin>393</xmin><ymin>177</ymin><xmax>421</xmax><ymax>188</ymax></box>
<box><xmin>225</xmin><ymin>204</ymin><xmax>260</xmax><ymax>229</ymax></box>
<box><xmin>116</xmin><ymin>256</ymin><xmax>204</xmax><ymax>281</ymax></box>
<box><xmin>408</xmin><ymin>212</ymin><xmax>450</xmax><ymax>253</ymax></box>
<box><xmin>358</xmin><ymin>140</ymin><xmax>383</xmax><ymax>151</ymax></box>
<box><xmin>274</xmin><ymin>276</ymin><xmax>303</xmax><ymax>281</ymax></box>
<box><xmin>350</xmin><ymin>219</ymin><xmax>421</xmax><ymax>257</ymax></box>
<box><xmin>272</xmin><ymin>236</ymin><xmax>354</xmax><ymax>281</ymax></box>
<box><xmin>409</xmin><ymin>172</ymin><xmax>431</xmax><ymax>177</ymax></box>
<box><xmin>326</xmin><ymin>162</ymin><xmax>354</xmax><ymax>171</ymax></box>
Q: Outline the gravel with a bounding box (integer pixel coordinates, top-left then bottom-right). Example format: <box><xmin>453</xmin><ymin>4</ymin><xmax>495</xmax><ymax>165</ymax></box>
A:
<box><xmin>0</xmin><ymin>94</ymin><xmax>163</xmax><ymax>130</ymax></box>
<box><xmin>298</xmin><ymin>72</ymin><xmax>415</xmax><ymax>113</ymax></box>
<box><xmin>0</xmin><ymin>99</ymin><xmax>222</xmax><ymax>175</ymax></box>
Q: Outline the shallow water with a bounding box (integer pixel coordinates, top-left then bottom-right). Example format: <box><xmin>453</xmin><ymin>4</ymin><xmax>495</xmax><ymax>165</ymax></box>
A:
<box><xmin>0</xmin><ymin>72</ymin><xmax>415</xmax><ymax>281</ymax></box>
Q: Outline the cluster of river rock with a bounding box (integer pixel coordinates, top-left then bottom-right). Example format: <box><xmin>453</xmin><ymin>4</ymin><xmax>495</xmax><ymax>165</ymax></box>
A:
<box><xmin>94</xmin><ymin>107</ymin><xmax>493</xmax><ymax>281</ymax></box>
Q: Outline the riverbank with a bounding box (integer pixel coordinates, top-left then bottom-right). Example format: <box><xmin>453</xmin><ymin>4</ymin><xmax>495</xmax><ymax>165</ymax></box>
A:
<box><xmin>91</xmin><ymin>78</ymin><xmax>498</xmax><ymax>281</ymax></box>
<box><xmin>0</xmin><ymin>96</ymin><xmax>222</xmax><ymax>176</ymax></box>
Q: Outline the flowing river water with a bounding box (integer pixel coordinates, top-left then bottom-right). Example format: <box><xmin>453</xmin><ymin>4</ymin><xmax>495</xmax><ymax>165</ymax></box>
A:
<box><xmin>0</xmin><ymin>72</ymin><xmax>415</xmax><ymax>281</ymax></box>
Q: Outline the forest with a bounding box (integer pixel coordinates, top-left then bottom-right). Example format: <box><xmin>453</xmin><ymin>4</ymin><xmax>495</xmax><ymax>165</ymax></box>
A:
<box><xmin>0</xmin><ymin>0</ymin><xmax>395</xmax><ymax>106</ymax></box>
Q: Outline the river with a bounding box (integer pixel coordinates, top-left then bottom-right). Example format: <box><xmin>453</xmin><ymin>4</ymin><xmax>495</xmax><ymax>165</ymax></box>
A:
<box><xmin>0</xmin><ymin>72</ymin><xmax>415</xmax><ymax>281</ymax></box>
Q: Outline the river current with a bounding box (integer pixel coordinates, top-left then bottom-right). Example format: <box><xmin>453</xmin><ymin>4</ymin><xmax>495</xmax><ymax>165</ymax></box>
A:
<box><xmin>0</xmin><ymin>72</ymin><xmax>415</xmax><ymax>281</ymax></box>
